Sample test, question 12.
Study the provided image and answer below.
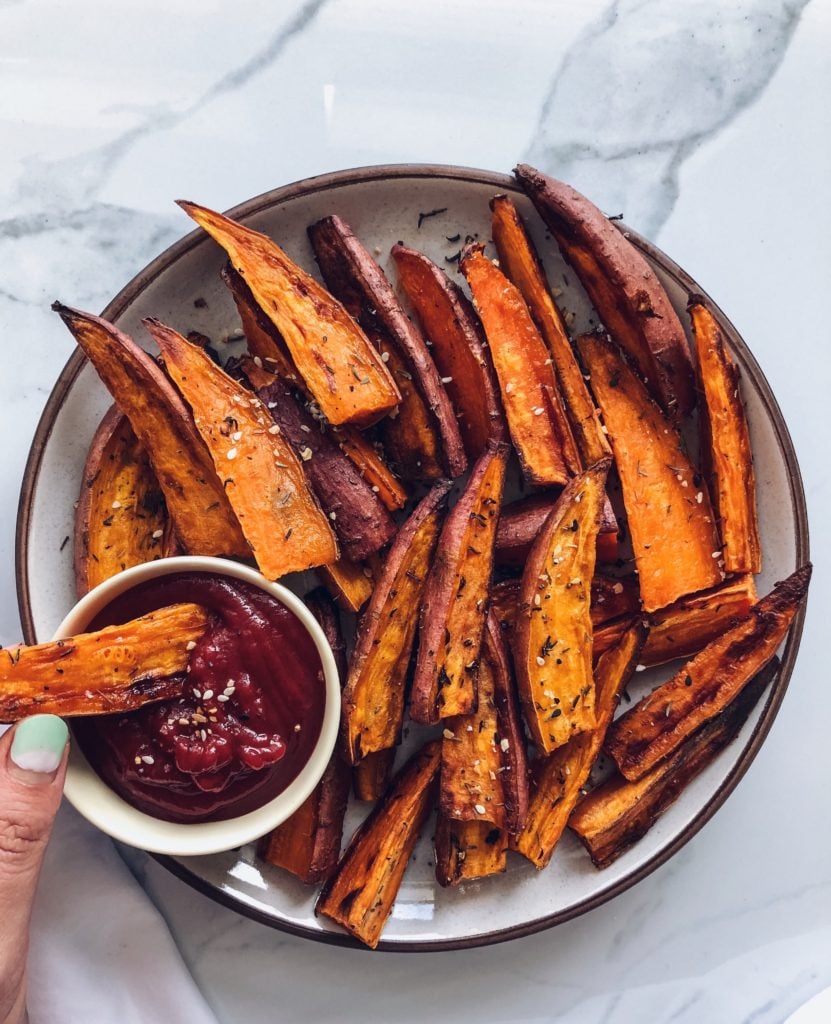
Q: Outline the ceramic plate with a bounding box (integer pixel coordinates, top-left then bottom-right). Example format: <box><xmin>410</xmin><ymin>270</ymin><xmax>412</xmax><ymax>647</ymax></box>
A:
<box><xmin>16</xmin><ymin>165</ymin><xmax>809</xmax><ymax>950</ymax></box>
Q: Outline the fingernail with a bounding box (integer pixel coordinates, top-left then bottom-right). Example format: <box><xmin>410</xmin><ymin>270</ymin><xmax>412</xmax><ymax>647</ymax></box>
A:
<box><xmin>10</xmin><ymin>715</ymin><xmax>69</xmax><ymax>780</ymax></box>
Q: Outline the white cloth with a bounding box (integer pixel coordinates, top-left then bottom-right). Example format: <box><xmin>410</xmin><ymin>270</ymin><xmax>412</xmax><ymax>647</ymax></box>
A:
<box><xmin>27</xmin><ymin>804</ymin><xmax>218</xmax><ymax>1024</ymax></box>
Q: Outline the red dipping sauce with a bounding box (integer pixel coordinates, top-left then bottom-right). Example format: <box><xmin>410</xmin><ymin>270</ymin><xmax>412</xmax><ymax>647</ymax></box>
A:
<box><xmin>74</xmin><ymin>572</ymin><xmax>326</xmax><ymax>824</ymax></box>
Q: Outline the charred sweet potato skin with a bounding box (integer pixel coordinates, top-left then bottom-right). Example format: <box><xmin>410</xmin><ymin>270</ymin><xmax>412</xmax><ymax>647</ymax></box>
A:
<box><xmin>514</xmin><ymin>460</ymin><xmax>610</xmax><ymax>752</ymax></box>
<box><xmin>461</xmin><ymin>245</ymin><xmax>579</xmax><ymax>487</ymax></box>
<box><xmin>514</xmin><ymin>164</ymin><xmax>696</xmax><ymax>419</ymax></box>
<box><xmin>490</xmin><ymin>194</ymin><xmax>610</xmax><ymax>466</ymax></box>
<box><xmin>0</xmin><ymin>604</ymin><xmax>208</xmax><ymax>722</ymax></box>
<box><xmin>343</xmin><ymin>482</ymin><xmax>450</xmax><ymax>763</ymax></box>
<box><xmin>391</xmin><ymin>243</ymin><xmax>506</xmax><ymax>457</ymax></box>
<box><xmin>410</xmin><ymin>445</ymin><xmax>508</xmax><ymax>724</ymax></box>
<box><xmin>146</xmin><ymin>320</ymin><xmax>338</xmax><ymax>579</ymax></box>
<box><xmin>512</xmin><ymin>620</ymin><xmax>645</xmax><ymax>868</ymax></box>
<box><xmin>571</xmin><ymin>659</ymin><xmax>778</xmax><ymax>868</ymax></box>
<box><xmin>580</xmin><ymin>333</ymin><xmax>722</xmax><ymax>611</ymax></box>
<box><xmin>689</xmin><ymin>299</ymin><xmax>761</xmax><ymax>575</ymax></box>
<box><xmin>316</xmin><ymin>740</ymin><xmax>441</xmax><ymax>949</ymax></box>
<box><xmin>309</xmin><ymin>216</ymin><xmax>466</xmax><ymax>481</ymax></box>
<box><xmin>606</xmin><ymin>565</ymin><xmax>811</xmax><ymax>781</ymax></box>
<box><xmin>74</xmin><ymin>406</ymin><xmax>175</xmax><ymax>597</ymax></box>
<box><xmin>179</xmin><ymin>201</ymin><xmax>400</xmax><ymax>427</ymax></box>
<box><xmin>434</xmin><ymin>817</ymin><xmax>507</xmax><ymax>887</ymax></box>
<box><xmin>54</xmin><ymin>303</ymin><xmax>248</xmax><ymax>559</ymax></box>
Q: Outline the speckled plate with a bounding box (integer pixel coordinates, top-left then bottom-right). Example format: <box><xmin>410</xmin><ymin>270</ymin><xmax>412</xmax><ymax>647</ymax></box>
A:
<box><xmin>16</xmin><ymin>165</ymin><xmax>809</xmax><ymax>950</ymax></box>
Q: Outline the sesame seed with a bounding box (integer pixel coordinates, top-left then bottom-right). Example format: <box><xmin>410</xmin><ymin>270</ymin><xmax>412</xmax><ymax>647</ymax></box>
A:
<box><xmin>200</xmin><ymin>730</ymin><xmax>207</xmax><ymax>741</ymax></box>
<box><xmin>443</xmin><ymin>729</ymin><xmax>455</xmax><ymax>740</ymax></box>
<box><xmin>134</xmin><ymin>756</ymin><xmax>142</xmax><ymax>765</ymax></box>
<box><xmin>536</xmin><ymin>656</ymin><xmax>546</xmax><ymax>667</ymax></box>
<box><xmin>500</xmin><ymin>738</ymin><xmax>510</xmax><ymax>752</ymax></box>
<box><xmin>202</xmin><ymin>689</ymin><xmax>214</xmax><ymax>700</ymax></box>
<box><xmin>186</xmin><ymin>640</ymin><xmax>197</xmax><ymax>651</ymax></box>
<box><xmin>696</xmin><ymin>492</ymin><xmax>704</xmax><ymax>504</ymax></box>
<box><xmin>217</xmin><ymin>694</ymin><xmax>229</xmax><ymax>702</ymax></box>
<box><xmin>253</xmin><ymin>356</ymin><xmax>263</xmax><ymax>368</ymax></box>
<box><xmin>294</xmin><ymin>724</ymin><xmax>302</xmax><ymax>732</ymax></box>
<box><xmin>711</xmin><ymin>550</ymin><xmax>722</xmax><ymax>558</ymax></box>
<box><xmin>534</xmin><ymin>594</ymin><xmax>541</xmax><ymax>607</ymax></box>
<box><xmin>226</xmin><ymin>447</ymin><xmax>238</xmax><ymax>460</ymax></box>
<box><xmin>267</xmin><ymin>424</ymin><xmax>280</xmax><ymax>435</ymax></box>
<box><xmin>601</xmin><ymin>425</ymin><xmax>609</xmax><ymax>434</ymax></box>
<box><xmin>232</xmin><ymin>431</ymin><xmax>243</xmax><ymax>442</ymax></box>
<box><xmin>533</xmin><ymin>407</ymin><xmax>544</xmax><ymax>416</ymax></box>
<box><xmin>505</xmin><ymin>382</ymin><xmax>513</xmax><ymax>394</ymax></box>
<box><xmin>329</xmin><ymin>511</ymin><xmax>337</xmax><ymax>520</ymax></box>
<box><xmin>381</xmin><ymin>351</ymin><xmax>390</xmax><ymax>362</ymax></box>
<box><xmin>178</xmin><ymin>718</ymin><xmax>189</xmax><ymax>726</ymax></box>
<box><xmin>474</xmin><ymin>804</ymin><xmax>486</xmax><ymax>815</ymax></box>
<box><xmin>613</xmin><ymin>583</ymin><xmax>624</xmax><ymax>594</ymax></box>
<box><xmin>193</xmin><ymin>689</ymin><xmax>202</xmax><ymax>699</ymax></box>
<box><xmin>111</xmin><ymin>500</ymin><xmax>122</xmax><ymax>510</ymax></box>
<box><xmin>441</xmin><ymin>376</ymin><xmax>453</xmax><ymax>384</ymax></box>
<box><xmin>635</xmin><ymin>664</ymin><xmax>646</xmax><ymax>672</ymax></box>
<box><xmin>299</xmin><ymin>446</ymin><xmax>313</xmax><ymax>461</ymax></box>
<box><xmin>152</xmin><ymin>529</ymin><xmax>164</xmax><ymax>539</ymax></box>
<box><xmin>141</xmin><ymin>755</ymin><xmax>154</xmax><ymax>765</ymax></box>
<box><xmin>371</xmin><ymin>485</ymin><xmax>379</xmax><ymax>493</ymax></box>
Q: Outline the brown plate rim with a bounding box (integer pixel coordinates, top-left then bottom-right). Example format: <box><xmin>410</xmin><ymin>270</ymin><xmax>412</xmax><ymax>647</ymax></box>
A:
<box><xmin>15</xmin><ymin>163</ymin><xmax>810</xmax><ymax>952</ymax></box>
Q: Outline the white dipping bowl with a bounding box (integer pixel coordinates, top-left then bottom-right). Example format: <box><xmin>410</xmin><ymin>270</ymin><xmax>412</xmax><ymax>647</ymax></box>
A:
<box><xmin>57</xmin><ymin>556</ymin><xmax>340</xmax><ymax>856</ymax></box>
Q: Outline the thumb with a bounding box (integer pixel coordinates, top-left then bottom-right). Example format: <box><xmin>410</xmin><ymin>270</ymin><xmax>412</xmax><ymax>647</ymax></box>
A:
<box><xmin>0</xmin><ymin>716</ymin><xmax>68</xmax><ymax>948</ymax></box>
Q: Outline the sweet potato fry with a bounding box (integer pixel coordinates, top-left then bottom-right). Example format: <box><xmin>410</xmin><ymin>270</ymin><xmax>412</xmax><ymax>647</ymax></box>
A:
<box><xmin>410</xmin><ymin>444</ymin><xmax>509</xmax><ymax>724</ymax></box>
<box><xmin>689</xmin><ymin>299</ymin><xmax>761</xmax><ymax>574</ymax></box>
<box><xmin>308</xmin><ymin>216</ymin><xmax>466</xmax><ymax>481</ymax></box>
<box><xmin>571</xmin><ymin>659</ymin><xmax>779</xmax><ymax>868</ymax></box>
<box><xmin>260</xmin><ymin>588</ymin><xmax>350</xmax><ymax>884</ymax></box>
<box><xmin>316</xmin><ymin>740</ymin><xmax>441</xmax><ymax>948</ymax></box>
<box><xmin>580</xmin><ymin>333</ymin><xmax>722</xmax><ymax>611</ymax></box>
<box><xmin>606</xmin><ymin>565</ymin><xmax>811</xmax><ymax>781</ymax></box>
<box><xmin>590</xmin><ymin>574</ymin><xmax>641</xmax><ymax>626</ymax></box>
<box><xmin>490</xmin><ymin>194</ymin><xmax>610</xmax><ymax>466</ymax></box>
<box><xmin>331</xmin><ymin>427</ymin><xmax>408</xmax><ymax>511</ymax></box>
<box><xmin>74</xmin><ymin>406</ymin><xmax>177</xmax><ymax>597</ymax></box>
<box><xmin>53</xmin><ymin>304</ymin><xmax>247</xmax><ymax>559</ymax></box>
<box><xmin>460</xmin><ymin>244</ymin><xmax>579</xmax><ymax>487</ymax></box>
<box><xmin>391</xmin><ymin>243</ymin><xmax>506</xmax><ymax>457</ymax></box>
<box><xmin>0</xmin><ymin>603</ymin><xmax>209</xmax><ymax>722</ymax></box>
<box><xmin>434</xmin><ymin>817</ymin><xmax>507</xmax><ymax>887</ymax></box>
<box><xmin>514</xmin><ymin>460</ymin><xmax>610</xmax><ymax>753</ymax></box>
<box><xmin>243</xmin><ymin>360</ymin><xmax>397</xmax><ymax>561</ymax></box>
<box><xmin>514</xmin><ymin>165</ymin><xmax>696</xmax><ymax>419</ymax></box>
<box><xmin>145</xmin><ymin>319</ymin><xmax>338</xmax><ymax>579</ymax></box>
<box><xmin>316</xmin><ymin>559</ymin><xmax>374</xmax><ymax>614</ymax></box>
<box><xmin>343</xmin><ymin>482</ymin><xmax>450</xmax><ymax>763</ymax></box>
<box><xmin>495</xmin><ymin>492</ymin><xmax>619</xmax><ymax>568</ymax></box>
<box><xmin>512</xmin><ymin>619</ymin><xmax>646</xmax><ymax>868</ymax></box>
<box><xmin>178</xmin><ymin>201</ymin><xmax>400</xmax><ymax>427</ymax></box>
<box><xmin>353</xmin><ymin>748</ymin><xmax>396</xmax><ymax>802</ymax></box>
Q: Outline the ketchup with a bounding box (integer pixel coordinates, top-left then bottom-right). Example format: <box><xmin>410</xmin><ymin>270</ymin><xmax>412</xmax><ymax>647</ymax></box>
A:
<box><xmin>74</xmin><ymin>573</ymin><xmax>325</xmax><ymax>823</ymax></box>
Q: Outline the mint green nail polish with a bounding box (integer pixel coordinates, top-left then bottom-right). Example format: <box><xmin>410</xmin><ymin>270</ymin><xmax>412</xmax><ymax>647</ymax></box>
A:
<box><xmin>10</xmin><ymin>715</ymin><xmax>69</xmax><ymax>775</ymax></box>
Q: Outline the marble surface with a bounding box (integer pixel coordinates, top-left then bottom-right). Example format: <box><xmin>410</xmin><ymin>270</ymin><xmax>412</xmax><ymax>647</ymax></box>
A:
<box><xmin>3</xmin><ymin>0</ymin><xmax>829</xmax><ymax>1021</ymax></box>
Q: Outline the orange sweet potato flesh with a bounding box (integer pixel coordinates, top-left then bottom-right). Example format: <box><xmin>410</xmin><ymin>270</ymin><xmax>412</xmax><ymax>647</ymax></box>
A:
<box><xmin>512</xmin><ymin>619</ymin><xmax>645</xmax><ymax>868</ymax></box>
<box><xmin>689</xmin><ymin>299</ymin><xmax>761</xmax><ymax>575</ymax></box>
<box><xmin>331</xmin><ymin>428</ymin><xmax>408</xmax><ymax>511</ymax></box>
<box><xmin>316</xmin><ymin>559</ymin><xmax>374</xmax><ymax>614</ymax></box>
<box><xmin>352</xmin><ymin>748</ymin><xmax>396</xmax><ymax>802</ymax></box>
<box><xmin>53</xmin><ymin>304</ymin><xmax>247</xmax><ymax>559</ymax></box>
<box><xmin>178</xmin><ymin>201</ymin><xmax>400</xmax><ymax>427</ymax></box>
<box><xmin>461</xmin><ymin>245</ymin><xmax>579</xmax><ymax>487</ymax></box>
<box><xmin>308</xmin><ymin>216</ymin><xmax>466</xmax><ymax>482</ymax></box>
<box><xmin>316</xmin><ymin>740</ymin><xmax>441</xmax><ymax>949</ymax></box>
<box><xmin>580</xmin><ymin>333</ymin><xmax>722</xmax><ymax>611</ymax></box>
<box><xmin>514</xmin><ymin>460</ymin><xmax>610</xmax><ymax>753</ymax></box>
<box><xmin>391</xmin><ymin>243</ymin><xmax>506</xmax><ymax>458</ymax></box>
<box><xmin>571</xmin><ymin>658</ymin><xmax>779</xmax><ymax>868</ymax></box>
<box><xmin>410</xmin><ymin>444</ymin><xmax>508</xmax><ymax>724</ymax></box>
<box><xmin>145</xmin><ymin>319</ymin><xmax>338</xmax><ymax>579</ymax></box>
<box><xmin>514</xmin><ymin>165</ymin><xmax>696</xmax><ymax>420</ymax></box>
<box><xmin>490</xmin><ymin>194</ymin><xmax>610</xmax><ymax>466</ymax></box>
<box><xmin>0</xmin><ymin>603</ymin><xmax>209</xmax><ymax>722</ymax></box>
<box><xmin>343</xmin><ymin>482</ymin><xmax>450</xmax><ymax>763</ymax></box>
<box><xmin>606</xmin><ymin>565</ymin><xmax>811</xmax><ymax>781</ymax></box>
<box><xmin>74</xmin><ymin>406</ymin><xmax>177</xmax><ymax>597</ymax></box>
<box><xmin>434</xmin><ymin>817</ymin><xmax>507</xmax><ymax>887</ymax></box>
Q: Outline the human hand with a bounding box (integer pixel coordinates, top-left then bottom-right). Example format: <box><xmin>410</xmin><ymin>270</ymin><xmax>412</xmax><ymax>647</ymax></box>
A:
<box><xmin>0</xmin><ymin>716</ymin><xmax>69</xmax><ymax>1024</ymax></box>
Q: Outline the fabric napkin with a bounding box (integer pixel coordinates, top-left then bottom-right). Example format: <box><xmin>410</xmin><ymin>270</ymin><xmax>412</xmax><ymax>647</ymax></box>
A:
<box><xmin>26</xmin><ymin>803</ymin><xmax>218</xmax><ymax>1024</ymax></box>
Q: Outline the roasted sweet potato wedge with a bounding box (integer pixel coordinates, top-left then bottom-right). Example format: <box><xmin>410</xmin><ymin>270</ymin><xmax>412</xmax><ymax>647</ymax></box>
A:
<box><xmin>434</xmin><ymin>817</ymin><xmax>507</xmax><ymax>887</ymax></box>
<box><xmin>391</xmin><ymin>243</ymin><xmax>506</xmax><ymax>457</ymax></box>
<box><xmin>343</xmin><ymin>482</ymin><xmax>450</xmax><ymax>763</ymax></box>
<box><xmin>316</xmin><ymin>739</ymin><xmax>441</xmax><ymax>949</ymax></box>
<box><xmin>53</xmin><ymin>304</ymin><xmax>247</xmax><ymax>558</ymax></box>
<box><xmin>590</xmin><ymin>574</ymin><xmax>641</xmax><ymax>627</ymax></box>
<box><xmin>260</xmin><ymin>588</ymin><xmax>350</xmax><ymax>884</ymax></box>
<box><xmin>0</xmin><ymin>603</ymin><xmax>209</xmax><ymax>722</ymax></box>
<box><xmin>332</xmin><ymin>427</ymin><xmax>407</xmax><ymax>511</ymax></box>
<box><xmin>316</xmin><ymin>558</ymin><xmax>374</xmax><ymax>614</ymax></box>
<box><xmin>460</xmin><ymin>244</ymin><xmax>579</xmax><ymax>487</ymax></box>
<box><xmin>353</xmin><ymin>748</ymin><xmax>396</xmax><ymax>802</ymax></box>
<box><xmin>495</xmin><ymin>491</ymin><xmax>619</xmax><ymax>568</ymax></box>
<box><xmin>514</xmin><ymin>165</ymin><xmax>696</xmax><ymax>419</ymax></box>
<box><xmin>145</xmin><ymin>320</ymin><xmax>338</xmax><ymax>579</ymax></box>
<box><xmin>490</xmin><ymin>194</ymin><xmax>610</xmax><ymax>466</ymax></box>
<box><xmin>309</xmin><ymin>215</ymin><xmax>466</xmax><ymax>482</ymax></box>
<box><xmin>410</xmin><ymin>444</ymin><xmax>508</xmax><ymax>724</ymax></box>
<box><xmin>606</xmin><ymin>565</ymin><xmax>811</xmax><ymax>781</ymax></box>
<box><xmin>514</xmin><ymin>460</ymin><xmax>610</xmax><ymax>753</ymax></box>
<box><xmin>571</xmin><ymin>659</ymin><xmax>779</xmax><ymax>868</ymax></box>
<box><xmin>243</xmin><ymin>359</ymin><xmax>397</xmax><ymax>561</ymax></box>
<box><xmin>179</xmin><ymin>201</ymin><xmax>400</xmax><ymax>427</ymax></box>
<box><xmin>689</xmin><ymin>299</ymin><xmax>761</xmax><ymax>575</ymax></box>
<box><xmin>580</xmin><ymin>333</ymin><xmax>722</xmax><ymax>611</ymax></box>
<box><xmin>512</xmin><ymin>619</ymin><xmax>645</xmax><ymax>868</ymax></box>
<box><xmin>74</xmin><ymin>406</ymin><xmax>176</xmax><ymax>597</ymax></box>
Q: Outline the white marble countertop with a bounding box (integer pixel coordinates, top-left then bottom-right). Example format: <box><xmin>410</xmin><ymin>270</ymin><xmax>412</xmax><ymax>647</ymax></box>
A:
<box><xmin>3</xmin><ymin>1</ymin><xmax>830</xmax><ymax>1021</ymax></box>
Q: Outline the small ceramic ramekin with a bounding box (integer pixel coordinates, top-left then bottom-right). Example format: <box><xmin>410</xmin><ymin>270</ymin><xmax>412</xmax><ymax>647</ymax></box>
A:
<box><xmin>57</xmin><ymin>556</ymin><xmax>340</xmax><ymax>856</ymax></box>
